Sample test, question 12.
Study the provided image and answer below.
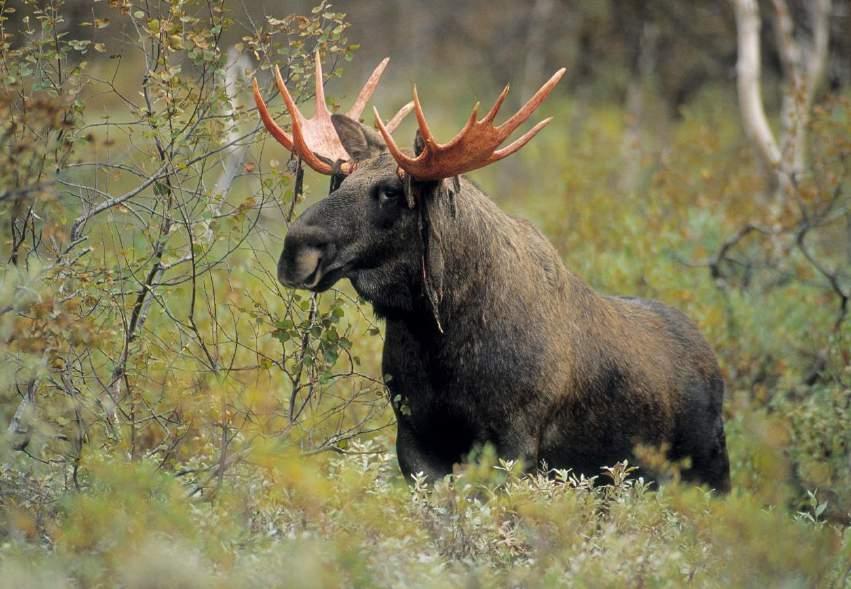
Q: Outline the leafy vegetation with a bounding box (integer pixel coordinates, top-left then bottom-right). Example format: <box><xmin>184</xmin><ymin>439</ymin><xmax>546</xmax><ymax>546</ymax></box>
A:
<box><xmin>1</xmin><ymin>1</ymin><xmax>849</xmax><ymax>587</ymax></box>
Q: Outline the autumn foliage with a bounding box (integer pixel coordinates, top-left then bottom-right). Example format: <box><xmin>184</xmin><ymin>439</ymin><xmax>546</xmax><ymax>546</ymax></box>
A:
<box><xmin>0</xmin><ymin>1</ymin><xmax>849</xmax><ymax>587</ymax></box>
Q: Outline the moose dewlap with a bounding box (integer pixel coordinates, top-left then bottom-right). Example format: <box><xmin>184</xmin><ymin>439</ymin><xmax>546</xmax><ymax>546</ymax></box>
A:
<box><xmin>254</xmin><ymin>52</ymin><xmax>731</xmax><ymax>491</ymax></box>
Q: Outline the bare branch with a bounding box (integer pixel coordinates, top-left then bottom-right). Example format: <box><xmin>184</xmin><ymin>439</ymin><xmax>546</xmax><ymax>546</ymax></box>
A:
<box><xmin>67</xmin><ymin>162</ymin><xmax>170</xmax><ymax>244</ymax></box>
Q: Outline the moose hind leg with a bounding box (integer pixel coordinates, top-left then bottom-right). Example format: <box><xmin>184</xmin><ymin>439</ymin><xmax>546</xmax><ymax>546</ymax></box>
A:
<box><xmin>495</xmin><ymin>429</ymin><xmax>541</xmax><ymax>473</ymax></box>
<box><xmin>681</xmin><ymin>416</ymin><xmax>731</xmax><ymax>493</ymax></box>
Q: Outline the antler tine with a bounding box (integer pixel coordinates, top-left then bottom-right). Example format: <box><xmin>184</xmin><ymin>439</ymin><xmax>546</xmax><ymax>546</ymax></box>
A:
<box><xmin>443</xmin><ymin>101</ymin><xmax>480</xmax><ymax>150</ymax></box>
<box><xmin>492</xmin><ymin>116</ymin><xmax>553</xmax><ymax>160</ymax></box>
<box><xmin>481</xmin><ymin>84</ymin><xmax>510</xmax><ymax>124</ymax></box>
<box><xmin>275</xmin><ymin>63</ymin><xmax>334</xmax><ymax>174</ymax></box>
<box><xmin>376</xmin><ymin>68</ymin><xmax>565</xmax><ymax>182</ymax></box>
<box><xmin>373</xmin><ymin>105</ymin><xmax>418</xmax><ymax>167</ymax></box>
<box><xmin>347</xmin><ymin>57</ymin><xmax>390</xmax><ymax>121</ymax></box>
<box><xmin>274</xmin><ymin>64</ymin><xmax>304</xmax><ymax>127</ymax></box>
<box><xmin>313</xmin><ymin>50</ymin><xmax>329</xmax><ymax>117</ymax></box>
<box><xmin>385</xmin><ymin>100</ymin><xmax>414</xmax><ymax>133</ymax></box>
<box><xmin>497</xmin><ymin>68</ymin><xmax>566</xmax><ymax>137</ymax></box>
<box><xmin>257</xmin><ymin>54</ymin><xmax>399</xmax><ymax>175</ymax></box>
<box><xmin>412</xmin><ymin>86</ymin><xmax>437</xmax><ymax>148</ymax></box>
<box><xmin>253</xmin><ymin>77</ymin><xmax>294</xmax><ymax>151</ymax></box>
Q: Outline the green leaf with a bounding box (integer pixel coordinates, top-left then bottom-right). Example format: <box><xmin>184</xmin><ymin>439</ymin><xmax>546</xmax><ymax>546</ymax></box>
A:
<box><xmin>272</xmin><ymin>329</ymin><xmax>290</xmax><ymax>343</ymax></box>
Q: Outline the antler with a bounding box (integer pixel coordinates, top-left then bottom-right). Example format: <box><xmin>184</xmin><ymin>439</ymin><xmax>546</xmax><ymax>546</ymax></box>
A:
<box><xmin>253</xmin><ymin>51</ymin><xmax>411</xmax><ymax>175</ymax></box>
<box><xmin>373</xmin><ymin>68</ymin><xmax>566</xmax><ymax>181</ymax></box>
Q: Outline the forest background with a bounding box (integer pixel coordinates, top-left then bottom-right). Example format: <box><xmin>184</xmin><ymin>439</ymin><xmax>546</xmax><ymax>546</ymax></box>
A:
<box><xmin>0</xmin><ymin>0</ymin><xmax>850</xmax><ymax>586</ymax></box>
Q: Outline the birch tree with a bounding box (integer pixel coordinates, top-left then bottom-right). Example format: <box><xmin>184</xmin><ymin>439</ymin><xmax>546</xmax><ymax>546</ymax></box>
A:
<box><xmin>732</xmin><ymin>0</ymin><xmax>832</xmax><ymax>202</ymax></box>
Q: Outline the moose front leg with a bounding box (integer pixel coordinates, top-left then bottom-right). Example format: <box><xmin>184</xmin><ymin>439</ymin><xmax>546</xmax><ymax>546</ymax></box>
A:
<box><xmin>395</xmin><ymin>420</ymin><xmax>454</xmax><ymax>483</ymax></box>
<box><xmin>495</xmin><ymin>429</ymin><xmax>541</xmax><ymax>473</ymax></box>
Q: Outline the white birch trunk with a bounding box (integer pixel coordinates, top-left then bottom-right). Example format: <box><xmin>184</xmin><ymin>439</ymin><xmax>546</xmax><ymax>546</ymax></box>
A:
<box><xmin>732</xmin><ymin>0</ymin><xmax>832</xmax><ymax>202</ymax></box>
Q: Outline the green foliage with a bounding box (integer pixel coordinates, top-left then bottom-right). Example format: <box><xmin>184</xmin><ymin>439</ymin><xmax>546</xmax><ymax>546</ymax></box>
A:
<box><xmin>2</xmin><ymin>446</ymin><xmax>850</xmax><ymax>587</ymax></box>
<box><xmin>777</xmin><ymin>382</ymin><xmax>851</xmax><ymax>519</ymax></box>
<box><xmin>0</xmin><ymin>1</ymin><xmax>849</xmax><ymax>587</ymax></box>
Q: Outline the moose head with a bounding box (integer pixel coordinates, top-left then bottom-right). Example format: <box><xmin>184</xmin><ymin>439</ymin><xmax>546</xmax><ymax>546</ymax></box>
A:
<box><xmin>253</xmin><ymin>52</ymin><xmax>564</xmax><ymax>317</ymax></box>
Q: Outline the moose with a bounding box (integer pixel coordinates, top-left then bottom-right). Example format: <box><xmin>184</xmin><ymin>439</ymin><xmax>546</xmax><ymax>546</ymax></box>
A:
<box><xmin>253</xmin><ymin>53</ymin><xmax>731</xmax><ymax>491</ymax></box>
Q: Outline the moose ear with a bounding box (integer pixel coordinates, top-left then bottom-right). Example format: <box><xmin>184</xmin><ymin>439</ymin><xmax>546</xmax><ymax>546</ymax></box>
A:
<box><xmin>331</xmin><ymin>114</ymin><xmax>387</xmax><ymax>162</ymax></box>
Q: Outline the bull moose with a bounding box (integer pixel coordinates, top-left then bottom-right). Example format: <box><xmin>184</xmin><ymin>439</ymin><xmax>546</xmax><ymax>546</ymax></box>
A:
<box><xmin>253</xmin><ymin>54</ymin><xmax>731</xmax><ymax>491</ymax></box>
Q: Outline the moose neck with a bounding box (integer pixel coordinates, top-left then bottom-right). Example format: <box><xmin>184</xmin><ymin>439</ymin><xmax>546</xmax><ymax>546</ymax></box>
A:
<box><xmin>394</xmin><ymin>177</ymin><xmax>585</xmax><ymax>344</ymax></box>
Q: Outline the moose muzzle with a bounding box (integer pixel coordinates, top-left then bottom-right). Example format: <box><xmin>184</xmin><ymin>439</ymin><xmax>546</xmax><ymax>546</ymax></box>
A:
<box><xmin>278</xmin><ymin>222</ymin><xmax>338</xmax><ymax>290</ymax></box>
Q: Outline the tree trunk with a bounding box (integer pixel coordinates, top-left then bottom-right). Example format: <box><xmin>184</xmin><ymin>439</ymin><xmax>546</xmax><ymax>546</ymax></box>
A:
<box><xmin>733</xmin><ymin>0</ymin><xmax>782</xmax><ymax>172</ymax></box>
<box><xmin>732</xmin><ymin>0</ymin><xmax>832</xmax><ymax>204</ymax></box>
<box><xmin>620</xmin><ymin>20</ymin><xmax>659</xmax><ymax>195</ymax></box>
<box><xmin>521</xmin><ymin>0</ymin><xmax>557</xmax><ymax>99</ymax></box>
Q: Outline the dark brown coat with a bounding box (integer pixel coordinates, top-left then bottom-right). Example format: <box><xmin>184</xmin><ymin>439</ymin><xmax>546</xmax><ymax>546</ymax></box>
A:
<box><xmin>278</xmin><ymin>118</ymin><xmax>730</xmax><ymax>490</ymax></box>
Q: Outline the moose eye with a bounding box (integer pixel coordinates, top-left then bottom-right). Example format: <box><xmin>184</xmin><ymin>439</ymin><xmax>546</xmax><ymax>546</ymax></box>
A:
<box><xmin>376</xmin><ymin>186</ymin><xmax>400</xmax><ymax>206</ymax></box>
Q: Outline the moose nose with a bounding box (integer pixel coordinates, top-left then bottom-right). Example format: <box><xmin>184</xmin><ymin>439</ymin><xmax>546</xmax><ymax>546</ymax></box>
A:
<box><xmin>278</xmin><ymin>224</ymin><xmax>336</xmax><ymax>288</ymax></box>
